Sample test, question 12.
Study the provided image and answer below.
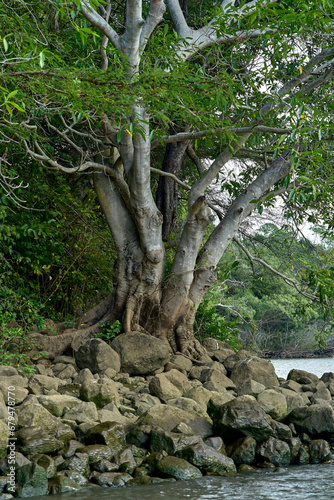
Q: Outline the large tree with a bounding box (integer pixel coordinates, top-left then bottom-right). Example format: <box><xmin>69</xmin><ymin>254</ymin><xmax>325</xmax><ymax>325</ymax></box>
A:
<box><xmin>1</xmin><ymin>0</ymin><xmax>334</xmax><ymax>356</ymax></box>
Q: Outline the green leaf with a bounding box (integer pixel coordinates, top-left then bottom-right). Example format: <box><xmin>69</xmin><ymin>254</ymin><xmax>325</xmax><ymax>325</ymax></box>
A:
<box><xmin>6</xmin><ymin>90</ymin><xmax>18</xmax><ymax>100</ymax></box>
<box><xmin>3</xmin><ymin>38</ymin><xmax>8</xmax><ymax>52</ymax></box>
<box><xmin>39</xmin><ymin>51</ymin><xmax>45</xmax><ymax>68</ymax></box>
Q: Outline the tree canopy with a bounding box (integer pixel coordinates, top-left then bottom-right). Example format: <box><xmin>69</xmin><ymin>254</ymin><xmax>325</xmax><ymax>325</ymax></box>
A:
<box><xmin>1</xmin><ymin>0</ymin><xmax>334</xmax><ymax>356</ymax></box>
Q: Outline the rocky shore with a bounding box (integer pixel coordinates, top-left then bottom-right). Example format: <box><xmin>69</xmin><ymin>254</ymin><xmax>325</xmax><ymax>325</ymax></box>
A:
<box><xmin>0</xmin><ymin>333</ymin><xmax>334</xmax><ymax>498</ymax></box>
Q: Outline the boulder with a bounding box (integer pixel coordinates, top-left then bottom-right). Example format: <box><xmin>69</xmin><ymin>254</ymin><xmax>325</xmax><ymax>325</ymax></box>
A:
<box><xmin>85</xmin><ymin>422</ymin><xmax>127</xmax><ymax>456</ymax></box>
<box><xmin>168</xmin><ymin>397</ymin><xmax>211</xmax><ymax>419</ymax></box>
<box><xmin>129</xmin><ymin>394</ymin><xmax>162</xmax><ymax>415</ymax></box>
<box><xmin>287</xmin><ymin>369</ymin><xmax>319</xmax><ymax>385</ymax></box>
<box><xmin>199</xmin><ymin>368</ymin><xmax>236</xmax><ymax>390</ymax></box>
<box><xmin>211</xmin><ymin>395</ymin><xmax>273</xmax><ymax>443</ymax></box>
<box><xmin>80</xmin><ymin>378</ymin><xmax>120</xmax><ymax>408</ymax></box>
<box><xmin>75</xmin><ymin>338</ymin><xmax>121</xmax><ymax>374</ymax></box>
<box><xmin>288</xmin><ymin>404</ymin><xmax>334</xmax><ymax>435</ymax></box>
<box><xmin>223</xmin><ymin>350</ymin><xmax>253</xmax><ymax>372</ymax></box>
<box><xmin>16</xmin><ymin>402</ymin><xmax>59</xmax><ymax>433</ymax></box>
<box><xmin>16</xmin><ymin>427</ymin><xmax>64</xmax><ymax>455</ymax></box>
<box><xmin>156</xmin><ymin>455</ymin><xmax>202</xmax><ymax>480</ymax></box>
<box><xmin>48</xmin><ymin>474</ymin><xmax>82</xmax><ymax>494</ymax></box>
<box><xmin>27</xmin><ymin>375</ymin><xmax>59</xmax><ymax>395</ymax></box>
<box><xmin>16</xmin><ymin>463</ymin><xmax>48</xmax><ymax>498</ymax></box>
<box><xmin>37</xmin><ymin>395</ymin><xmax>81</xmax><ymax>417</ymax></box>
<box><xmin>238</xmin><ymin>379</ymin><xmax>265</xmax><ymax>397</ymax></box>
<box><xmin>308</xmin><ymin>439</ymin><xmax>332</xmax><ymax>464</ymax></box>
<box><xmin>163</xmin><ymin>369</ymin><xmax>191</xmax><ymax>393</ymax></box>
<box><xmin>149</xmin><ymin>373</ymin><xmax>183</xmax><ymax>402</ymax></box>
<box><xmin>58</xmin><ymin>453</ymin><xmax>90</xmax><ymax>476</ymax></box>
<box><xmin>184</xmin><ymin>386</ymin><xmax>212</xmax><ymax>410</ymax></box>
<box><xmin>111</xmin><ymin>332</ymin><xmax>170</xmax><ymax>375</ymax></box>
<box><xmin>134</xmin><ymin>404</ymin><xmax>213</xmax><ymax>439</ymax></box>
<box><xmin>170</xmin><ymin>355</ymin><xmax>193</xmax><ymax>373</ymax></box>
<box><xmin>177</xmin><ymin>442</ymin><xmax>236</xmax><ymax>473</ymax></box>
<box><xmin>150</xmin><ymin>429</ymin><xmax>202</xmax><ymax>454</ymax></box>
<box><xmin>230</xmin><ymin>357</ymin><xmax>279</xmax><ymax>389</ymax></box>
<box><xmin>256</xmin><ymin>437</ymin><xmax>291</xmax><ymax>466</ymax></box>
<box><xmin>92</xmin><ymin>471</ymin><xmax>132</xmax><ymax>486</ymax></box>
<box><xmin>63</xmin><ymin>401</ymin><xmax>98</xmax><ymax>424</ymax></box>
<box><xmin>33</xmin><ymin>455</ymin><xmax>56</xmax><ymax>479</ymax></box>
<box><xmin>226</xmin><ymin>436</ymin><xmax>257</xmax><ymax>465</ymax></box>
<box><xmin>257</xmin><ymin>389</ymin><xmax>287</xmax><ymax>420</ymax></box>
<box><xmin>80</xmin><ymin>444</ymin><xmax>113</xmax><ymax>463</ymax></box>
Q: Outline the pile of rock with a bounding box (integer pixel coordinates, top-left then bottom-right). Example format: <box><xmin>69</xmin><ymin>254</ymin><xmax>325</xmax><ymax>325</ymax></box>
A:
<box><xmin>0</xmin><ymin>333</ymin><xmax>333</xmax><ymax>498</ymax></box>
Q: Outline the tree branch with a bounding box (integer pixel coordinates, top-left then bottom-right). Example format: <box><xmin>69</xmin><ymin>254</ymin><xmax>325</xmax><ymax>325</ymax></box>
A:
<box><xmin>140</xmin><ymin>0</ymin><xmax>166</xmax><ymax>51</ymax></box>
<box><xmin>80</xmin><ymin>1</ymin><xmax>121</xmax><ymax>51</ymax></box>
<box><xmin>233</xmin><ymin>237</ymin><xmax>318</xmax><ymax>302</ymax></box>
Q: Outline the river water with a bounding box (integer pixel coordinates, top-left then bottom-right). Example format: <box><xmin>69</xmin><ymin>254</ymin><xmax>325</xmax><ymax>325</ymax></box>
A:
<box><xmin>26</xmin><ymin>358</ymin><xmax>334</xmax><ymax>500</ymax></box>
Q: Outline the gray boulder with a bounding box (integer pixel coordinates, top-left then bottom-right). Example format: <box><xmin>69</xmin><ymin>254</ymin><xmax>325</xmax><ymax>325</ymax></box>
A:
<box><xmin>256</xmin><ymin>437</ymin><xmax>291</xmax><ymax>466</ymax></box>
<box><xmin>226</xmin><ymin>436</ymin><xmax>257</xmax><ymax>465</ymax></box>
<box><xmin>212</xmin><ymin>395</ymin><xmax>273</xmax><ymax>442</ymax></box>
<box><xmin>111</xmin><ymin>332</ymin><xmax>170</xmax><ymax>375</ymax></box>
<box><xmin>134</xmin><ymin>404</ymin><xmax>213</xmax><ymax>439</ymax></box>
<box><xmin>79</xmin><ymin>378</ymin><xmax>119</xmax><ymax>408</ymax></box>
<box><xmin>288</xmin><ymin>404</ymin><xmax>334</xmax><ymax>435</ymax></box>
<box><xmin>257</xmin><ymin>389</ymin><xmax>287</xmax><ymax>420</ymax></box>
<box><xmin>75</xmin><ymin>338</ymin><xmax>121</xmax><ymax>374</ymax></box>
<box><xmin>308</xmin><ymin>439</ymin><xmax>332</xmax><ymax>464</ymax></box>
<box><xmin>287</xmin><ymin>369</ymin><xmax>319</xmax><ymax>385</ymax></box>
<box><xmin>156</xmin><ymin>455</ymin><xmax>202</xmax><ymax>480</ymax></box>
<box><xmin>230</xmin><ymin>357</ymin><xmax>279</xmax><ymax>389</ymax></box>
<box><xmin>177</xmin><ymin>442</ymin><xmax>236</xmax><ymax>473</ymax></box>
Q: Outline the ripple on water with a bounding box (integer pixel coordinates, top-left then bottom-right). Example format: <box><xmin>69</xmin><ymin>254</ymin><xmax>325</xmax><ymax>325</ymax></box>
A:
<box><xmin>26</xmin><ymin>464</ymin><xmax>334</xmax><ymax>500</ymax></box>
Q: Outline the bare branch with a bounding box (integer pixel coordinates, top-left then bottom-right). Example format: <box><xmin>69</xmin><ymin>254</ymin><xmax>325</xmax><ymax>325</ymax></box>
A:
<box><xmin>150</xmin><ymin>167</ymin><xmax>190</xmax><ymax>190</ymax></box>
<box><xmin>233</xmin><ymin>237</ymin><xmax>318</xmax><ymax>302</ymax></box>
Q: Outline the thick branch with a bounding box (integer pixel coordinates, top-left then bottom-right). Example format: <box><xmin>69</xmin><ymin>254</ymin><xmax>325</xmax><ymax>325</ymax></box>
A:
<box><xmin>80</xmin><ymin>1</ymin><xmax>121</xmax><ymax>51</ymax></box>
<box><xmin>140</xmin><ymin>0</ymin><xmax>166</xmax><ymax>51</ymax></box>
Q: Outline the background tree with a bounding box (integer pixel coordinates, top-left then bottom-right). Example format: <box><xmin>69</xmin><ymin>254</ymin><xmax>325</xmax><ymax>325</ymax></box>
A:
<box><xmin>1</xmin><ymin>0</ymin><xmax>334</xmax><ymax>356</ymax></box>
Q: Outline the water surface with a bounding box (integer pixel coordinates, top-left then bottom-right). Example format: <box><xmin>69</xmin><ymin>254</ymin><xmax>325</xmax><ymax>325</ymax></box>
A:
<box><xmin>271</xmin><ymin>357</ymin><xmax>334</xmax><ymax>379</ymax></box>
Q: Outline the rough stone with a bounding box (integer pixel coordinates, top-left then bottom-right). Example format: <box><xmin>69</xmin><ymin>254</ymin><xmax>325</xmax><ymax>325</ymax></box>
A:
<box><xmin>156</xmin><ymin>455</ymin><xmax>202</xmax><ymax>480</ymax></box>
<box><xmin>16</xmin><ymin>402</ymin><xmax>59</xmax><ymax>433</ymax></box>
<box><xmin>85</xmin><ymin>422</ymin><xmax>127</xmax><ymax>456</ymax></box>
<box><xmin>37</xmin><ymin>395</ymin><xmax>81</xmax><ymax>417</ymax></box>
<box><xmin>27</xmin><ymin>375</ymin><xmax>59</xmax><ymax>395</ymax></box>
<box><xmin>16</xmin><ymin>463</ymin><xmax>48</xmax><ymax>498</ymax></box>
<box><xmin>212</xmin><ymin>395</ymin><xmax>273</xmax><ymax>443</ymax></box>
<box><xmin>170</xmin><ymin>355</ymin><xmax>193</xmax><ymax>373</ymax></box>
<box><xmin>81</xmin><ymin>444</ymin><xmax>113</xmax><ymax>463</ymax></box>
<box><xmin>75</xmin><ymin>338</ymin><xmax>121</xmax><ymax>374</ymax></box>
<box><xmin>63</xmin><ymin>401</ymin><xmax>98</xmax><ymax>423</ymax></box>
<box><xmin>80</xmin><ymin>378</ymin><xmax>119</xmax><ymax>408</ymax></box>
<box><xmin>134</xmin><ymin>404</ymin><xmax>213</xmax><ymax>439</ymax></box>
<box><xmin>16</xmin><ymin>427</ymin><xmax>64</xmax><ymax>455</ymax></box>
<box><xmin>287</xmin><ymin>369</ymin><xmax>319</xmax><ymax>385</ymax></box>
<box><xmin>150</xmin><ymin>429</ymin><xmax>202</xmax><ymax>455</ymax></box>
<box><xmin>288</xmin><ymin>404</ymin><xmax>334</xmax><ymax>435</ymax></box>
<box><xmin>238</xmin><ymin>379</ymin><xmax>265</xmax><ymax>397</ymax></box>
<box><xmin>256</xmin><ymin>437</ymin><xmax>291</xmax><ymax>466</ymax></box>
<box><xmin>223</xmin><ymin>350</ymin><xmax>253</xmax><ymax>372</ymax></box>
<box><xmin>33</xmin><ymin>455</ymin><xmax>56</xmax><ymax>479</ymax></box>
<box><xmin>257</xmin><ymin>389</ymin><xmax>287</xmax><ymax>420</ymax></box>
<box><xmin>111</xmin><ymin>332</ymin><xmax>170</xmax><ymax>375</ymax></box>
<box><xmin>48</xmin><ymin>474</ymin><xmax>82</xmax><ymax>494</ymax></box>
<box><xmin>58</xmin><ymin>453</ymin><xmax>90</xmax><ymax>476</ymax></box>
<box><xmin>168</xmin><ymin>397</ymin><xmax>211</xmax><ymax>419</ymax></box>
<box><xmin>149</xmin><ymin>373</ymin><xmax>183</xmax><ymax>402</ymax></box>
<box><xmin>308</xmin><ymin>439</ymin><xmax>331</xmax><ymax>464</ymax></box>
<box><xmin>226</xmin><ymin>436</ymin><xmax>257</xmax><ymax>465</ymax></box>
<box><xmin>230</xmin><ymin>357</ymin><xmax>279</xmax><ymax>389</ymax></box>
<box><xmin>199</xmin><ymin>369</ymin><xmax>236</xmax><ymax>390</ymax></box>
<box><xmin>177</xmin><ymin>442</ymin><xmax>236</xmax><ymax>473</ymax></box>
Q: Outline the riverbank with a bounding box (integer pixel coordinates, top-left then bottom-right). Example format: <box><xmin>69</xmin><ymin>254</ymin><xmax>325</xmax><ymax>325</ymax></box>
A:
<box><xmin>0</xmin><ymin>334</ymin><xmax>333</xmax><ymax>498</ymax></box>
<box><xmin>261</xmin><ymin>348</ymin><xmax>334</xmax><ymax>359</ymax></box>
